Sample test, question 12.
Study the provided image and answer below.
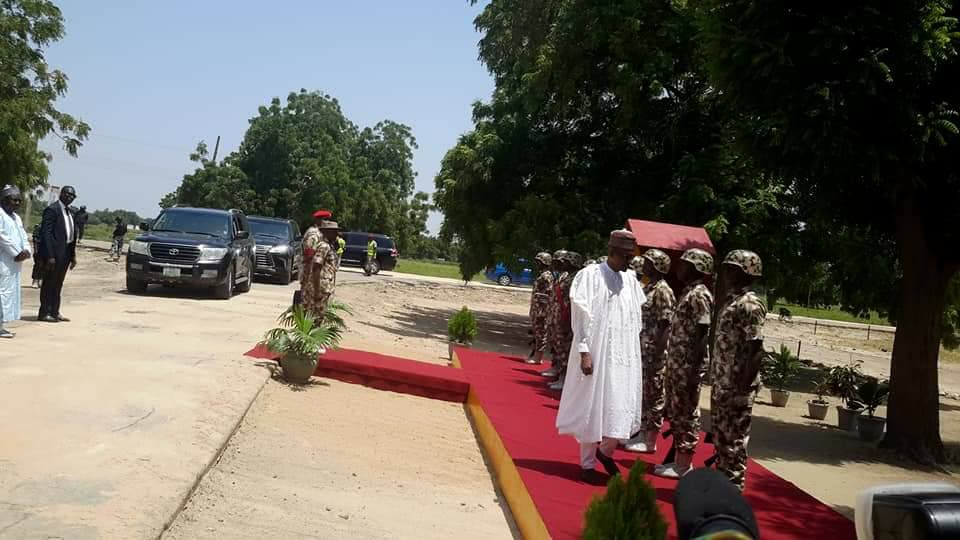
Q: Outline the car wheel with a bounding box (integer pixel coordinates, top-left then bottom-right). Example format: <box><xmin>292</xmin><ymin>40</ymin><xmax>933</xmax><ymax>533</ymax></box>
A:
<box><xmin>370</xmin><ymin>259</ymin><xmax>381</xmax><ymax>275</ymax></box>
<box><xmin>236</xmin><ymin>261</ymin><xmax>252</xmax><ymax>293</ymax></box>
<box><xmin>126</xmin><ymin>276</ymin><xmax>148</xmax><ymax>294</ymax></box>
<box><xmin>497</xmin><ymin>274</ymin><xmax>512</xmax><ymax>286</ymax></box>
<box><xmin>215</xmin><ymin>267</ymin><xmax>234</xmax><ymax>300</ymax></box>
<box><xmin>279</xmin><ymin>263</ymin><xmax>293</xmax><ymax>284</ymax></box>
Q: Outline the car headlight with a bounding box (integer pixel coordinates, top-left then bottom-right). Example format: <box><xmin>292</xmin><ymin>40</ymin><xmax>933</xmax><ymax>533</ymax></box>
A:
<box><xmin>268</xmin><ymin>245</ymin><xmax>290</xmax><ymax>254</ymax></box>
<box><xmin>198</xmin><ymin>247</ymin><xmax>229</xmax><ymax>261</ymax></box>
<box><xmin>129</xmin><ymin>240</ymin><xmax>150</xmax><ymax>256</ymax></box>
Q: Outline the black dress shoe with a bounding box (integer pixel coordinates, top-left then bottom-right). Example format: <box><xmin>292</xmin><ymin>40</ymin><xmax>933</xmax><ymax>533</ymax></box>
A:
<box><xmin>579</xmin><ymin>468</ymin><xmax>609</xmax><ymax>486</ymax></box>
<box><xmin>39</xmin><ymin>315</ymin><xmax>59</xmax><ymax>323</ymax></box>
<box><xmin>595</xmin><ymin>449</ymin><xmax>621</xmax><ymax>477</ymax></box>
<box><xmin>55</xmin><ymin>315</ymin><xmax>70</xmax><ymax>322</ymax></box>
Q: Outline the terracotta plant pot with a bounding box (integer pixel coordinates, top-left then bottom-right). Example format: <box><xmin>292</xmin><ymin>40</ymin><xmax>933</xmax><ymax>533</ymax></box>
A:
<box><xmin>770</xmin><ymin>389</ymin><xmax>790</xmax><ymax>407</ymax></box>
<box><xmin>807</xmin><ymin>400</ymin><xmax>830</xmax><ymax>421</ymax></box>
<box><xmin>279</xmin><ymin>352</ymin><xmax>320</xmax><ymax>384</ymax></box>
<box><xmin>836</xmin><ymin>405</ymin><xmax>863</xmax><ymax>431</ymax></box>
<box><xmin>857</xmin><ymin>415</ymin><xmax>886</xmax><ymax>442</ymax></box>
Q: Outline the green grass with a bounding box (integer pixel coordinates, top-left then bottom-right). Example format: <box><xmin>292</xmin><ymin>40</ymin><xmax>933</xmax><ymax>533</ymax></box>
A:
<box><xmin>777</xmin><ymin>303</ymin><xmax>891</xmax><ymax>326</ymax></box>
<box><xmin>393</xmin><ymin>259</ymin><xmax>484</xmax><ymax>281</ymax></box>
<box><xmin>81</xmin><ymin>223</ymin><xmax>136</xmax><ymax>243</ymax></box>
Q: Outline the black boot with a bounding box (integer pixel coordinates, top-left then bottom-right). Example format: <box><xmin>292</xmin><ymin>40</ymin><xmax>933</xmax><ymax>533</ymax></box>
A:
<box><xmin>595</xmin><ymin>449</ymin><xmax>620</xmax><ymax>477</ymax></box>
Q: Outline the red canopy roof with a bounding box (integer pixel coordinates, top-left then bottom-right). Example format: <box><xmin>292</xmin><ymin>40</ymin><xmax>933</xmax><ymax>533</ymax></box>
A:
<box><xmin>625</xmin><ymin>219</ymin><xmax>715</xmax><ymax>255</ymax></box>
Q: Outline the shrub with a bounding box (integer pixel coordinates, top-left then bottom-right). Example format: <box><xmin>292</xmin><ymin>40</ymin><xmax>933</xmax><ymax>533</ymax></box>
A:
<box><xmin>582</xmin><ymin>460</ymin><xmax>667</xmax><ymax>540</ymax></box>
<box><xmin>261</xmin><ymin>302</ymin><xmax>350</xmax><ymax>359</ymax></box>
<box><xmin>448</xmin><ymin>306</ymin><xmax>478</xmax><ymax>344</ymax></box>
<box><xmin>761</xmin><ymin>345</ymin><xmax>802</xmax><ymax>391</ymax></box>
<box><xmin>827</xmin><ymin>361</ymin><xmax>866</xmax><ymax>410</ymax></box>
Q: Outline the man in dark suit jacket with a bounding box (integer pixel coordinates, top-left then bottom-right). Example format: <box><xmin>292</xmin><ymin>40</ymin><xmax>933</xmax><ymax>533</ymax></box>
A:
<box><xmin>38</xmin><ymin>185</ymin><xmax>78</xmax><ymax>322</ymax></box>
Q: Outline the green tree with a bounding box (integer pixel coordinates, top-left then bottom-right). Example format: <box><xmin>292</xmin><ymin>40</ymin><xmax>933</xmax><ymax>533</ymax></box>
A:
<box><xmin>436</xmin><ymin>1</ymin><xmax>788</xmax><ymax>281</ymax></box>
<box><xmin>163</xmin><ymin>91</ymin><xmax>428</xmax><ymax>253</ymax></box>
<box><xmin>0</xmin><ymin>0</ymin><xmax>89</xmax><ymax>189</ymax></box>
<box><xmin>699</xmin><ymin>1</ymin><xmax>960</xmax><ymax>462</ymax></box>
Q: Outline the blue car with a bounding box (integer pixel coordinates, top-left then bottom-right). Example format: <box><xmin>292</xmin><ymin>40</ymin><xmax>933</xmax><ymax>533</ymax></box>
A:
<box><xmin>485</xmin><ymin>260</ymin><xmax>534</xmax><ymax>286</ymax></box>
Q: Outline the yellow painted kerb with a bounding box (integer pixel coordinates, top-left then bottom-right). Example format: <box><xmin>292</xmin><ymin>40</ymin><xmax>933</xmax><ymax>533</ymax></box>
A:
<box><xmin>452</xmin><ymin>349</ymin><xmax>551</xmax><ymax>540</ymax></box>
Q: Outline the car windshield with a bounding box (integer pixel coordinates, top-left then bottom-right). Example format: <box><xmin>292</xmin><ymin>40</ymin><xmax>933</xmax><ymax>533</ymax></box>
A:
<box><xmin>152</xmin><ymin>211</ymin><xmax>231</xmax><ymax>238</ymax></box>
<box><xmin>250</xmin><ymin>220</ymin><xmax>290</xmax><ymax>239</ymax></box>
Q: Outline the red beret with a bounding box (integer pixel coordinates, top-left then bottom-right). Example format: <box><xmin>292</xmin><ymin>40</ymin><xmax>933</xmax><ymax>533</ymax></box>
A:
<box><xmin>313</xmin><ymin>209</ymin><xmax>332</xmax><ymax>219</ymax></box>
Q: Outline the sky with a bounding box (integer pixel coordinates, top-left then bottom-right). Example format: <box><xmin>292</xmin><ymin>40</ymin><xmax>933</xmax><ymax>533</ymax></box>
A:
<box><xmin>40</xmin><ymin>0</ymin><xmax>494</xmax><ymax>234</ymax></box>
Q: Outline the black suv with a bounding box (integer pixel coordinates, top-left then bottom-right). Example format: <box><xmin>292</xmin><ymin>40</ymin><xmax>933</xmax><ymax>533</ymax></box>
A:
<box><xmin>249</xmin><ymin>216</ymin><xmax>302</xmax><ymax>283</ymax></box>
<box><xmin>126</xmin><ymin>207</ymin><xmax>256</xmax><ymax>299</ymax></box>
<box><xmin>340</xmin><ymin>231</ymin><xmax>399</xmax><ymax>274</ymax></box>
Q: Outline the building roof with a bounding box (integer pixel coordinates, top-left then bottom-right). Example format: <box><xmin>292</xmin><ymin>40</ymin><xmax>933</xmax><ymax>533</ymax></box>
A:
<box><xmin>625</xmin><ymin>219</ymin><xmax>715</xmax><ymax>255</ymax></box>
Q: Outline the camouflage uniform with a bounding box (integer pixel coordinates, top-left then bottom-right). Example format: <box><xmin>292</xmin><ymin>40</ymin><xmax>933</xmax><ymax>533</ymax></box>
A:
<box><xmin>529</xmin><ymin>253</ymin><xmax>554</xmax><ymax>354</ymax></box>
<box><xmin>551</xmin><ymin>252</ymin><xmax>582</xmax><ymax>371</ymax></box>
<box><xmin>663</xmin><ymin>249</ymin><xmax>715</xmax><ymax>455</ymax></box>
<box><xmin>300</xmin><ymin>224</ymin><xmax>339</xmax><ymax>321</ymax></box>
<box><xmin>640</xmin><ymin>263</ymin><xmax>675</xmax><ymax>431</ymax></box>
<box><xmin>711</xmin><ymin>251</ymin><xmax>765</xmax><ymax>491</ymax></box>
<box><xmin>545</xmin><ymin>250</ymin><xmax>567</xmax><ymax>360</ymax></box>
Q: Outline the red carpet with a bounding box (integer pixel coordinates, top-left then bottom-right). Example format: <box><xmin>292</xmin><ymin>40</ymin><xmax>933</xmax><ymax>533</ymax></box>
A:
<box><xmin>457</xmin><ymin>348</ymin><xmax>856</xmax><ymax>540</ymax></box>
<box><xmin>245</xmin><ymin>344</ymin><xmax>469</xmax><ymax>402</ymax></box>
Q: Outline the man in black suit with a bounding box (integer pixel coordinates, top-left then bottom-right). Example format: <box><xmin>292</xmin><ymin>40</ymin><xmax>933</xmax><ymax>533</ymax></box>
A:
<box><xmin>38</xmin><ymin>186</ymin><xmax>78</xmax><ymax>323</ymax></box>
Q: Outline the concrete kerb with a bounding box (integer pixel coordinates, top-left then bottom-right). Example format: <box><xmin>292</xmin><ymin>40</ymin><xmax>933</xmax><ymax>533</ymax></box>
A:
<box><xmin>156</xmin><ymin>367</ymin><xmax>272</xmax><ymax>539</ymax></box>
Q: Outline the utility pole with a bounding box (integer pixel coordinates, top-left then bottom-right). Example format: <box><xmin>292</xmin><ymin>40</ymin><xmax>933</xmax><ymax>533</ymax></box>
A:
<box><xmin>211</xmin><ymin>135</ymin><xmax>221</xmax><ymax>163</ymax></box>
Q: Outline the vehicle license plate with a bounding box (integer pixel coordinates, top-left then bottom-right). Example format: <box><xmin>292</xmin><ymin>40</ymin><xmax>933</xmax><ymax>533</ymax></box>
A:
<box><xmin>162</xmin><ymin>267</ymin><xmax>180</xmax><ymax>278</ymax></box>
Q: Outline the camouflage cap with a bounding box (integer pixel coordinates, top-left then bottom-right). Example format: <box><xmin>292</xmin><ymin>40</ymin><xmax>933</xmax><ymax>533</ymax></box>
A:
<box><xmin>629</xmin><ymin>256</ymin><xmax>644</xmax><ymax>272</ymax></box>
<box><xmin>642</xmin><ymin>248</ymin><xmax>671</xmax><ymax>275</ymax></box>
<box><xmin>680</xmin><ymin>248</ymin><xmax>714</xmax><ymax>275</ymax></box>
<box><xmin>722</xmin><ymin>249</ymin><xmax>762</xmax><ymax>277</ymax></box>
<box><xmin>535</xmin><ymin>251</ymin><xmax>553</xmax><ymax>266</ymax></box>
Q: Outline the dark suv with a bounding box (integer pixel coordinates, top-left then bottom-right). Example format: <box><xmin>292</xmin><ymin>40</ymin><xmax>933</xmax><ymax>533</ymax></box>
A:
<box><xmin>249</xmin><ymin>216</ymin><xmax>302</xmax><ymax>283</ymax></box>
<box><xmin>126</xmin><ymin>207</ymin><xmax>256</xmax><ymax>299</ymax></box>
<box><xmin>340</xmin><ymin>232</ymin><xmax>398</xmax><ymax>274</ymax></box>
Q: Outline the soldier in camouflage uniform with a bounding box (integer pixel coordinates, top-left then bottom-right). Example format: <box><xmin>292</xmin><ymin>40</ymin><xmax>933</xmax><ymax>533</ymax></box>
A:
<box><xmin>711</xmin><ymin>250</ymin><xmax>766</xmax><ymax>491</ymax></box>
<box><xmin>625</xmin><ymin>249</ymin><xmax>676</xmax><ymax>454</ymax></box>
<box><xmin>540</xmin><ymin>250</ymin><xmax>567</xmax><ymax>379</ymax></box>
<box><xmin>654</xmin><ymin>248</ymin><xmax>714</xmax><ymax>479</ymax></box>
<box><xmin>548</xmin><ymin>251</ymin><xmax>582</xmax><ymax>391</ymax></box>
<box><xmin>300</xmin><ymin>220</ymin><xmax>340</xmax><ymax>322</ymax></box>
<box><xmin>527</xmin><ymin>252</ymin><xmax>555</xmax><ymax>365</ymax></box>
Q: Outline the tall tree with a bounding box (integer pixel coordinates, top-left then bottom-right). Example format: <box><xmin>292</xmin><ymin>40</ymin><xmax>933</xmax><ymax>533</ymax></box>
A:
<box><xmin>699</xmin><ymin>1</ymin><xmax>960</xmax><ymax>462</ymax></box>
<box><xmin>163</xmin><ymin>91</ymin><xmax>428</xmax><ymax>253</ymax></box>
<box><xmin>0</xmin><ymin>0</ymin><xmax>89</xmax><ymax>189</ymax></box>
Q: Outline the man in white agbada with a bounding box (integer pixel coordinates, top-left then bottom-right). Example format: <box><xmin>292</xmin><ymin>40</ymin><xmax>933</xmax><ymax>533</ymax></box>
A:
<box><xmin>556</xmin><ymin>229</ymin><xmax>645</xmax><ymax>482</ymax></box>
<box><xmin>0</xmin><ymin>185</ymin><xmax>32</xmax><ymax>338</ymax></box>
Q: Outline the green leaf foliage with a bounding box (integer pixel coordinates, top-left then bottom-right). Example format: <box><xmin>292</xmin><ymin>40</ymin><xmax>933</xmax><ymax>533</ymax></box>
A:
<box><xmin>0</xmin><ymin>0</ymin><xmax>90</xmax><ymax>190</ymax></box>
<box><xmin>581</xmin><ymin>460</ymin><xmax>668</xmax><ymax>540</ymax></box>
<box><xmin>162</xmin><ymin>90</ymin><xmax>429</xmax><ymax>254</ymax></box>
<box><xmin>447</xmin><ymin>306</ymin><xmax>478</xmax><ymax>344</ymax></box>
<box><xmin>761</xmin><ymin>345</ymin><xmax>802</xmax><ymax>392</ymax></box>
<box><xmin>261</xmin><ymin>301</ymin><xmax>351</xmax><ymax>360</ymax></box>
<box><xmin>857</xmin><ymin>377</ymin><xmax>891</xmax><ymax>418</ymax></box>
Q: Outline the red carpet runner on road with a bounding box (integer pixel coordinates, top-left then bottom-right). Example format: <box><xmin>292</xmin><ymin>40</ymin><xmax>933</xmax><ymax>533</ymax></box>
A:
<box><xmin>457</xmin><ymin>348</ymin><xmax>856</xmax><ymax>540</ymax></box>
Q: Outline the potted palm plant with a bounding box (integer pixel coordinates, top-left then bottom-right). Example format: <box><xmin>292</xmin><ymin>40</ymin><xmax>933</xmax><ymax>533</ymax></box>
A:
<box><xmin>828</xmin><ymin>362</ymin><xmax>865</xmax><ymax>431</ymax></box>
<box><xmin>761</xmin><ymin>345</ymin><xmax>801</xmax><ymax>407</ymax></box>
<box><xmin>807</xmin><ymin>374</ymin><xmax>831</xmax><ymax>420</ymax></box>
<box><xmin>448</xmin><ymin>306</ymin><xmax>478</xmax><ymax>360</ymax></box>
<box><xmin>261</xmin><ymin>302</ymin><xmax>350</xmax><ymax>384</ymax></box>
<box><xmin>856</xmin><ymin>377</ymin><xmax>890</xmax><ymax>442</ymax></box>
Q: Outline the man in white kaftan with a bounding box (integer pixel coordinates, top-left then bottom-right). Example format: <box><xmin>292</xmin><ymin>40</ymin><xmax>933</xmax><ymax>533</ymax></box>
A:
<box><xmin>556</xmin><ymin>229</ymin><xmax>645</xmax><ymax>481</ymax></box>
<box><xmin>0</xmin><ymin>185</ymin><xmax>31</xmax><ymax>338</ymax></box>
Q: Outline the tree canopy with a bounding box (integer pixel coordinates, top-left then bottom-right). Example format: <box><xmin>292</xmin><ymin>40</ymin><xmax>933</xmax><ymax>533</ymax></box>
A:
<box><xmin>0</xmin><ymin>0</ymin><xmax>89</xmax><ymax>189</ymax></box>
<box><xmin>162</xmin><ymin>90</ymin><xmax>429</xmax><ymax>253</ymax></box>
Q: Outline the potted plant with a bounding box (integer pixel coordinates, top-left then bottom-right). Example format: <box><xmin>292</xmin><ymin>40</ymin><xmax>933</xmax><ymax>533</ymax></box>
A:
<box><xmin>827</xmin><ymin>362</ymin><xmax>865</xmax><ymax>431</ymax></box>
<box><xmin>261</xmin><ymin>302</ymin><xmax>349</xmax><ymax>384</ymax></box>
<box><xmin>761</xmin><ymin>345</ymin><xmax>801</xmax><ymax>407</ymax></box>
<box><xmin>807</xmin><ymin>374</ymin><xmax>831</xmax><ymax>420</ymax></box>
<box><xmin>582</xmin><ymin>460</ymin><xmax>668</xmax><ymax>540</ymax></box>
<box><xmin>448</xmin><ymin>306</ymin><xmax>478</xmax><ymax>360</ymax></box>
<box><xmin>856</xmin><ymin>377</ymin><xmax>890</xmax><ymax>442</ymax></box>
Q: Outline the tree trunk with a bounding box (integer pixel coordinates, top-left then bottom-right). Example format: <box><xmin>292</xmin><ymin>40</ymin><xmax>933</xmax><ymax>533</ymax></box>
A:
<box><xmin>881</xmin><ymin>195</ymin><xmax>954</xmax><ymax>463</ymax></box>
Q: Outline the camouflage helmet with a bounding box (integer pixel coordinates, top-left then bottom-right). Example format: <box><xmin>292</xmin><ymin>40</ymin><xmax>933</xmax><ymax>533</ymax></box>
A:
<box><xmin>722</xmin><ymin>249</ymin><xmax>763</xmax><ymax>277</ymax></box>
<box><xmin>535</xmin><ymin>251</ymin><xmax>553</xmax><ymax>266</ymax></box>
<box><xmin>642</xmin><ymin>248</ymin><xmax>671</xmax><ymax>275</ymax></box>
<box><xmin>552</xmin><ymin>250</ymin><xmax>568</xmax><ymax>263</ymax></box>
<box><xmin>629</xmin><ymin>256</ymin><xmax>644</xmax><ymax>272</ymax></box>
<box><xmin>596</xmin><ymin>256</ymin><xmax>608</xmax><ymax>265</ymax></box>
<box><xmin>584</xmin><ymin>258</ymin><xmax>597</xmax><ymax>266</ymax></box>
<box><xmin>680</xmin><ymin>248</ymin><xmax>714</xmax><ymax>275</ymax></box>
<box><xmin>566</xmin><ymin>251</ymin><xmax>584</xmax><ymax>268</ymax></box>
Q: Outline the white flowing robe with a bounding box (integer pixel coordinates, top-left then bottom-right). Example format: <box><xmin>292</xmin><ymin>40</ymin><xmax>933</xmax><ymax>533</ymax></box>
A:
<box><xmin>556</xmin><ymin>262</ymin><xmax>645</xmax><ymax>443</ymax></box>
<box><xmin>0</xmin><ymin>210</ymin><xmax>30</xmax><ymax>323</ymax></box>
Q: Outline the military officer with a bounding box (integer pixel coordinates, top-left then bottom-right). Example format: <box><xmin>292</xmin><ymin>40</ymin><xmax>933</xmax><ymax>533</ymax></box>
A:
<box><xmin>626</xmin><ymin>249</ymin><xmax>676</xmax><ymax>453</ymax></box>
<box><xmin>527</xmin><ymin>252</ymin><xmax>555</xmax><ymax>365</ymax></box>
<box><xmin>654</xmin><ymin>248</ymin><xmax>714</xmax><ymax>479</ymax></box>
<box><xmin>710</xmin><ymin>250</ymin><xmax>766</xmax><ymax>491</ymax></box>
<box><xmin>540</xmin><ymin>250</ymin><xmax>567</xmax><ymax>379</ymax></box>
